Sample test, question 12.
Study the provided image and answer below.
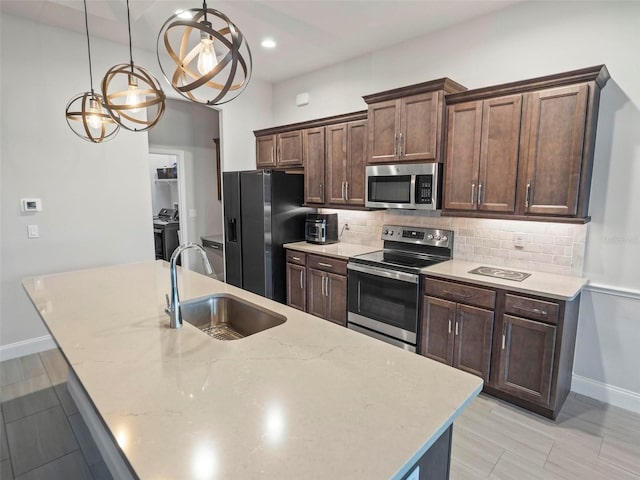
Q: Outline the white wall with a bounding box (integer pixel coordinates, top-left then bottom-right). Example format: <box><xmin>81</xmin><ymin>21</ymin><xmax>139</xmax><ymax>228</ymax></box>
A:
<box><xmin>274</xmin><ymin>1</ymin><xmax>640</xmax><ymax>410</ymax></box>
<box><xmin>0</xmin><ymin>13</ymin><xmax>273</xmax><ymax>358</ymax></box>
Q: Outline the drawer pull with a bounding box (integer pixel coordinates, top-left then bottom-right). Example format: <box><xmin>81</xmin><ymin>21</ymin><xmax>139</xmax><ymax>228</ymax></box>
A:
<box><xmin>513</xmin><ymin>305</ymin><xmax>547</xmax><ymax>316</ymax></box>
<box><xmin>291</xmin><ymin>256</ymin><xmax>301</xmax><ymax>261</ymax></box>
<box><xmin>318</xmin><ymin>262</ymin><xmax>333</xmax><ymax>268</ymax></box>
<box><xmin>443</xmin><ymin>290</ymin><xmax>471</xmax><ymax>299</ymax></box>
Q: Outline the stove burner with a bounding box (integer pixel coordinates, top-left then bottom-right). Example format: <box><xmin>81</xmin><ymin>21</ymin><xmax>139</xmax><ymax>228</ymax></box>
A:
<box><xmin>468</xmin><ymin>266</ymin><xmax>532</xmax><ymax>282</ymax></box>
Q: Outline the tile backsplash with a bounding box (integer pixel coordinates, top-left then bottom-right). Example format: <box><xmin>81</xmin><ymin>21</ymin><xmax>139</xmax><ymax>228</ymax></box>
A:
<box><xmin>321</xmin><ymin>209</ymin><xmax>587</xmax><ymax>277</ymax></box>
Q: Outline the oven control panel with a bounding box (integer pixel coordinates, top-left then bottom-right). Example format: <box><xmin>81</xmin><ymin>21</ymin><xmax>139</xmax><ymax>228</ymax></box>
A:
<box><xmin>381</xmin><ymin>225</ymin><xmax>453</xmax><ymax>248</ymax></box>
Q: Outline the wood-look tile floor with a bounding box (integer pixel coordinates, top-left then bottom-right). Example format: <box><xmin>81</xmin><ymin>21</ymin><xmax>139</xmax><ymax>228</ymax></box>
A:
<box><xmin>0</xmin><ymin>349</ymin><xmax>112</xmax><ymax>480</ymax></box>
<box><xmin>2</xmin><ymin>349</ymin><xmax>640</xmax><ymax>480</ymax></box>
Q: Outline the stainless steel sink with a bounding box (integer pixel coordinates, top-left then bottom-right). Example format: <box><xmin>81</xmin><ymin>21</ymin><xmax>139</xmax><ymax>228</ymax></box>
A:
<box><xmin>180</xmin><ymin>293</ymin><xmax>286</xmax><ymax>340</ymax></box>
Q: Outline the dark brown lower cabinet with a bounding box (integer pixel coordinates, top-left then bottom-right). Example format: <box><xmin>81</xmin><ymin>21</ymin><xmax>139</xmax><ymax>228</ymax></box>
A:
<box><xmin>286</xmin><ymin>263</ymin><xmax>306</xmax><ymax>311</ymax></box>
<box><xmin>307</xmin><ymin>268</ymin><xmax>347</xmax><ymax>326</ymax></box>
<box><xmin>420</xmin><ymin>296</ymin><xmax>493</xmax><ymax>383</ymax></box>
<box><xmin>496</xmin><ymin>314</ymin><xmax>556</xmax><ymax>406</ymax></box>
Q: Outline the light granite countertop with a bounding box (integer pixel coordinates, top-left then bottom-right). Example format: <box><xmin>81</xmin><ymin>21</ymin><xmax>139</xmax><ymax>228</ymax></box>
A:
<box><xmin>422</xmin><ymin>260</ymin><xmax>587</xmax><ymax>301</ymax></box>
<box><xmin>284</xmin><ymin>241</ymin><xmax>380</xmax><ymax>260</ymax></box>
<box><xmin>23</xmin><ymin>261</ymin><xmax>482</xmax><ymax>480</ymax></box>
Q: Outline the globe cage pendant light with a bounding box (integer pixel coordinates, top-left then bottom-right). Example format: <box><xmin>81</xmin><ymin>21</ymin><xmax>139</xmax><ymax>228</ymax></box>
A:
<box><xmin>157</xmin><ymin>1</ymin><xmax>252</xmax><ymax>106</ymax></box>
<box><xmin>101</xmin><ymin>0</ymin><xmax>165</xmax><ymax>132</ymax></box>
<box><xmin>65</xmin><ymin>0</ymin><xmax>119</xmax><ymax>143</ymax></box>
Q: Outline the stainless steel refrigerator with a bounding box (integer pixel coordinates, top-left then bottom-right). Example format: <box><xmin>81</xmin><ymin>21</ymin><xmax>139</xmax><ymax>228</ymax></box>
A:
<box><xmin>223</xmin><ymin>170</ymin><xmax>311</xmax><ymax>304</ymax></box>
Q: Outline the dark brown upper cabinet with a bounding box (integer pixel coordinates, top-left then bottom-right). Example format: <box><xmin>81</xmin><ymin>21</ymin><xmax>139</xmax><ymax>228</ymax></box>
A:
<box><xmin>444</xmin><ymin>95</ymin><xmax>522</xmax><ymax>213</ymax></box>
<box><xmin>443</xmin><ymin>65</ymin><xmax>609</xmax><ymax>223</ymax></box>
<box><xmin>363</xmin><ymin>78</ymin><xmax>466</xmax><ymax>164</ymax></box>
<box><xmin>304</xmin><ymin>127</ymin><xmax>326</xmax><ymax>205</ymax></box>
<box><xmin>326</xmin><ymin>120</ymin><xmax>368</xmax><ymax>206</ymax></box>
<box><xmin>256</xmin><ymin>131</ymin><xmax>303</xmax><ymax>168</ymax></box>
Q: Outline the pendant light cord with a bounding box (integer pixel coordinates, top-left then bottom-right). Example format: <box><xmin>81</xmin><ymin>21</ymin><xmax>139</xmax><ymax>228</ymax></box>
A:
<box><xmin>82</xmin><ymin>0</ymin><xmax>95</xmax><ymax>94</ymax></box>
<box><xmin>203</xmin><ymin>1</ymin><xmax>208</xmax><ymax>23</ymax></box>
<box><xmin>126</xmin><ymin>0</ymin><xmax>134</xmax><ymax>71</ymax></box>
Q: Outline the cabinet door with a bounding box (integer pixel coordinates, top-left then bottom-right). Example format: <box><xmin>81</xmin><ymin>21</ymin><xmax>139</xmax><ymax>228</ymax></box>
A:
<box><xmin>286</xmin><ymin>263</ymin><xmax>306</xmax><ymax>311</ymax></box>
<box><xmin>346</xmin><ymin>120</ymin><xmax>367</xmax><ymax>206</ymax></box>
<box><xmin>326</xmin><ymin>123</ymin><xmax>347</xmax><ymax>205</ymax></box>
<box><xmin>277</xmin><ymin>130</ymin><xmax>303</xmax><ymax>167</ymax></box>
<box><xmin>256</xmin><ymin>135</ymin><xmax>276</xmax><ymax>168</ymax></box>
<box><xmin>326</xmin><ymin>273</ymin><xmax>347</xmax><ymax>326</ymax></box>
<box><xmin>443</xmin><ymin>101</ymin><xmax>482</xmax><ymax>211</ymax></box>
<box><xmin>420</xmin><ymin>296</ymin><xmax>455</xmax><ymax>365</ymax></box>
<box><xmin>368</xmin><ymin>99</ymin><xmax>399</xmax><ymax>163</ymax></box>
<box><xmin>453</xmin><ymin>304</ymin><xmax>494</xmax><ymax>383</ymax></box>
<box><xmin>478</xmin><ymin>95</ymin><xmax>522</xmax><ymax>213</ymax></box>
<box><xmin>520</xmin><ymin>84</ymin><xmax>588</xmax><ymax>216</ymax></box>
<box><xmin>399</xmin><ymin>92</ymin><xmax>439</xmax><ymax>162</ymax></box>
<box><xmin>306</xmin><ymin>268</ymin><xmax>327</xmax><ymax>319</ymax></box>
<box><xmin>303</xmin><ymin>127</ymin><xmax>326</xmax><ymax>204</ymax></box>
<box><xmin>498</xmin><ymin>314</ymin><xmax>557</xmax><ymax>406</ymax></box>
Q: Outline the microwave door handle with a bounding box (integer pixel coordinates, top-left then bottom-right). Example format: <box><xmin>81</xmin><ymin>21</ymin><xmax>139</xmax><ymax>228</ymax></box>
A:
<box><xmin>410</xmin><ymin>174</ymin><xmax>417</xmax><ymax>205</ymax></box>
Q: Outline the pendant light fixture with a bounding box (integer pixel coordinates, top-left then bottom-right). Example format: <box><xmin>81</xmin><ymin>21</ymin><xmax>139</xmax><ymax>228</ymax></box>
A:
<box><xmin>65</xmin><ymin>0</ymin><xmax>119</xmax><ymax>143</ymax></box>
<box><xmin>157</xmin><ymin>1</ymin><xmax>252</xmax><ymax>106</ymax></box>
<box><xmin>101</xmin><ymin>0</ymin><xmax>165</xmax><ymax>131</ymax></box>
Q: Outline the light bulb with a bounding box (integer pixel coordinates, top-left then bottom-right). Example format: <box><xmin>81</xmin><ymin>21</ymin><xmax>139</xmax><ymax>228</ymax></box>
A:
<box><xmin>197</xmin><ymin>35</ymin><xmax>217</xmax><ymax>75</ymax></box>
<box><xmin>125</xmin><ymin>75</ymin><xmax>142</xmax><ymax>113</ymax></box>
<box><xmin>87</xmin><ymin>98</ymin><xmax>102</xmax><ymax>129</ymax></box>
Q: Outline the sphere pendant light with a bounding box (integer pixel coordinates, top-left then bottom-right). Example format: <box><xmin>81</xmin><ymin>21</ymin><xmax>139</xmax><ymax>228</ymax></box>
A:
<box><xmin>157</xmin><ymin>1</ymin><xmax>252</xmax><ymax>106</ymax></box>
<box><xmin>65</xmin><ymin>0</ymin><xmax>119</xmax><ymax>143</ymax></box>
<box><xmin>102</xmin><ymin>0</ymin><xmax>165</xmax><ymax>132</ymax></box>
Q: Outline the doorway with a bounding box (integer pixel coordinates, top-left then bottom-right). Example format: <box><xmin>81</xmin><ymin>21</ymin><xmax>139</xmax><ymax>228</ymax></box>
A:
<box><xmin>147</xmin><ymin>99</ymin><xmax>223</xmax><ymax>279</ymax></box>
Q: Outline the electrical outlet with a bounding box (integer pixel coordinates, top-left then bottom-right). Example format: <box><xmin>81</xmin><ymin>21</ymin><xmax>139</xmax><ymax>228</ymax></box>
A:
<box><xmin>514</xmin><ymin>233</ymin><xmax>525</xmax><ymax>248</ymax></box>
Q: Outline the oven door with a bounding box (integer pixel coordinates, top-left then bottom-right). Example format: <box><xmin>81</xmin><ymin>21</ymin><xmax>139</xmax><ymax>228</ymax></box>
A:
<box><xmin>347</xmin><ymin>262</ymin><xmax>420</xmax><ymax>349</ymax></box>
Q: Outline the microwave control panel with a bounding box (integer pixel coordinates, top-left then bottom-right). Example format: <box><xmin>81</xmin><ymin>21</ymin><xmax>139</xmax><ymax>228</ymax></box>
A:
<box><xmin>415</xmin><ymin>174</ymin><xmax>433</xmax><ymax>204</ymax></box>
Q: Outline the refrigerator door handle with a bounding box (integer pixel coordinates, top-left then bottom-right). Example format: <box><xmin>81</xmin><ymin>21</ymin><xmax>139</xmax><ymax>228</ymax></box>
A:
<box><xmin>227</xmin><ymin>218</ymin><xmax>238</xmax><ymax>243</ymax></box>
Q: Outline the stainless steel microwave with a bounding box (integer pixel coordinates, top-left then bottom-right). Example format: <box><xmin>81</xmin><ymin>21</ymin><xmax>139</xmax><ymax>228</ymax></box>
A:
<box><xmin>365</xmin><ymin>163</ymin><xmax>442</xmax><ymax>210</ymax></box>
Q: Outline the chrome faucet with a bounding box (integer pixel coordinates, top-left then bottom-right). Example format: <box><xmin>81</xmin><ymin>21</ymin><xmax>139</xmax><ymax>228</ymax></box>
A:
<box><xmin>165</xmin><ymin>243</ymin><xmax>213</xmax><ymax>329</ymax></box>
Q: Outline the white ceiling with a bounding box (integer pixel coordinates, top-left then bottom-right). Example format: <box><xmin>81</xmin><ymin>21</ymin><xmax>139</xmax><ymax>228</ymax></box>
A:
<box><xmin>1</xmin><ymin>0</ymin><xmax>523</xmax><ymax>83</ymax></box>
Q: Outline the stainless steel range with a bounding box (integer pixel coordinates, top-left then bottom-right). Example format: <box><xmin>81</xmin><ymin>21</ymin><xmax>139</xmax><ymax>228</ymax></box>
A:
<box><xmin>347</xmin><ymin>225</ymin><xmax>454</xmax><ymax>352</ymax></box>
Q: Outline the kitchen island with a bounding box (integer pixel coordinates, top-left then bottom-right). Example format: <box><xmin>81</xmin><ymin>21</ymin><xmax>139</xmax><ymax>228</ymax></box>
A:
<box><xmin>23</xmin><ymin>261</ymin><xmax>482</xmax><ymax>479</ymax></box>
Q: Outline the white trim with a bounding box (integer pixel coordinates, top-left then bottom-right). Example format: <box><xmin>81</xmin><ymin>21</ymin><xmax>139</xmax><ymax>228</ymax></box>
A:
<box><xmin>572</xmin><ymin>374</ymin><xmax>640</xmax><ymax>414</ymax></box>
<box><xmin>0</xmin><ymin>335</ymin><xmax>56</xmax><ymax>361</ymax></box>
<box><xmin>584</xmin><ymin>283</ymin><xmax>640</xmax><ymax>301</ymax></box>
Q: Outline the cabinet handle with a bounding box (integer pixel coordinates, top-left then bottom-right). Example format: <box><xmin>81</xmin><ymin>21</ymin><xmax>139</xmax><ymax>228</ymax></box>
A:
<box><xmin>502</xmin><ymin>326</ymin><xmax>507</xmax><ymax>350</ymax></box>
<box><xmin>478</xmin><ymin>183</ymin><xmax>483</xmax><ymax>206</ymax></box>
<box><xmin>277</xmin><ymin>146</ymin><xmax>281</xmax><ymax>163</ymax></box>
<box><xmin>300</xmin><ymin>270</ymin><xmax>304</xmax><ymax>290</ymax></box>
<box><xmin>394</xmin><ymin>133</ymin><xmax>398</xmax><ymax>156</ymax></box>
<box><xmin>443</xmin><ymin>290</ymin><xmax>471</xmax><ymax>299</ymax></box>
<box><xmin>471</xmin><ymin>183</ymin><xmax>476</xmax><ymax>206</ymax></box>
<box><xmin>345</xmin><ymin>181</ymin><xmax>349</xmax><ymax>201</ymax></box>
<box><xmin>321</xmin><ymin>275</ymin><xmax>325</xmax><ymax>296</ymax></box>
<box><xmin>455</xmin><ymin>321</ymin><xmax>459</xmax><ymax>336</ymax></box>
<box><xmin>271</xmin><ymin>147</ymin><xmax>275</xmax><ymax>164</ymax></box>
<box><xmin>320</xmin><ymin>182</ymin><xmax>324</xmax><ymax>202</ymax></box>
<box><xmin>399</xmin><ymin>133</ymin><xmax>403</xmax><ymax>156</ymax></box>
<box><xmin>448</xmin><ymin>319</ymin><xmax>452</xmax><ymax>334</ymax></box>
<box><xmin>525</xmin><ymin>181</ymin><xmax>531</xmax><ymax>208</ymax></box>
<box><xmin>513</xmin><ymin>305</ymin><xmax>547</xmax><ymax>316</ymax></box>
<box><xmin>324</xmin><ymin>276</ymin><xmax>329</xmax><ymax>297</ymax></box>
<box><xmin>318</xmin><ymin>262</ymin><xmax>333</xmax><ymax>268</ymax></box>
<box><xmin>341</xmin><ymin>181</ymin><xmax>345</xmax><ymax>200</ymax></box>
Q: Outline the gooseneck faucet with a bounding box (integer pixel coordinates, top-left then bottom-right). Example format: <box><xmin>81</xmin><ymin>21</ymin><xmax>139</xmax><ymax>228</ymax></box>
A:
<box><xmin>165</xmin><ymin>243</ymin><xmax>214</xmax><ymax>329</ymax></box>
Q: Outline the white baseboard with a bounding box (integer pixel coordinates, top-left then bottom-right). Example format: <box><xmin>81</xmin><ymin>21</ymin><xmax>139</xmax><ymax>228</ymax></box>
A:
<box><xmin>572</xmin><ymin>374</ymin><xmax>640</xmax><ymax>414</ymax></box>
<box><xmin>0</xmin><ymin>335</ymin><xmax>57</xmax><ymax>362</ymax></box>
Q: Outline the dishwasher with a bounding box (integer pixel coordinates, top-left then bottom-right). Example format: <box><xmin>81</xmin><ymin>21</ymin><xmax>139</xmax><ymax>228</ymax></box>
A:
<box><xmin>201</xmin><ymin>235</ymin><xmax>225</xmax><ymax>281</ymax></box>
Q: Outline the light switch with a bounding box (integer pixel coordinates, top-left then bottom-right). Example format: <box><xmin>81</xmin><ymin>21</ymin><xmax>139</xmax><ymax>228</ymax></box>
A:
<box><xmin>189</xmin><ymin>209</ymin><xmax>197</xmax><ymax>218</ymax></box>
<box><xmin>27</xmin><ymin>225</ymin><xmax>39</xmax><ymax>238</ymax></box>
<box><xmin>514</xmin><ymin>233</ymin><xmax>525</xmax><ymax>248</ymax></box>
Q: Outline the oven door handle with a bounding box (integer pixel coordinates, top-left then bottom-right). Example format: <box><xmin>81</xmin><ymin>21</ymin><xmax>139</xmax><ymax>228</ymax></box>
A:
<box><xmin>347</xmin><ymin>263</ymin><xmax>418</xmax><ymax>284</ymax></box>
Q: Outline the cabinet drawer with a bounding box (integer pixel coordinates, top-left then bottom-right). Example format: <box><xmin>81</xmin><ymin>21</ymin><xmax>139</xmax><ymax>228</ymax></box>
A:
<box><xmin>307</xmin><ymin>255</ymin><xmax>347</xmax><ymax>275</ymax></box>
<box><xmin>424</xmin><ymin>278</ymin><xmax>495</xmax><ymax>309</ymax></box>
<box><xmin>286</xmin><ymin>251</ymin><xmax>306</xmax><ymax>266</ymax></box>
<box><xmin>504</xmin><ymin>294</ymin><xmax>559</xmax><ymax>325</ymax></box>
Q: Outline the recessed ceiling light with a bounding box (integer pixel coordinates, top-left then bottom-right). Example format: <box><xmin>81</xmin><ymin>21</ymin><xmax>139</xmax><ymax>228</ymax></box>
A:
<box><xmin>175</xmin><ymin>9</ymin><xmax>193</xmax><ymax>19</ymax></box>
<box><xmin>261</xmin><ymin>38</ymin><xmax>276</xmax><ymax>49</ymax></box>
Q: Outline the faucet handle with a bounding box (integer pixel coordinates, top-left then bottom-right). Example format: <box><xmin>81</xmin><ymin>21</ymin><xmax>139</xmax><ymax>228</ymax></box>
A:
<box><xmin>164</xmin><ymin>293</ymin><xmax>172</xmax><ymax>314</ymax></box>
